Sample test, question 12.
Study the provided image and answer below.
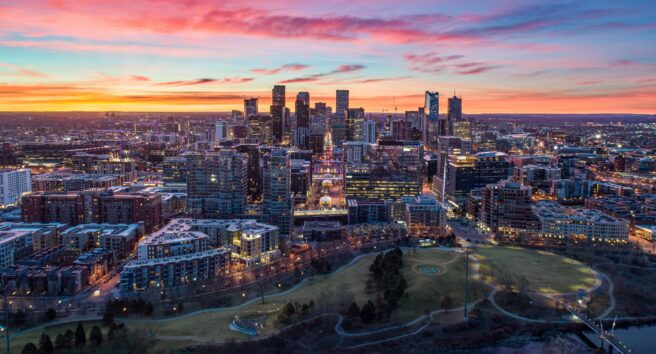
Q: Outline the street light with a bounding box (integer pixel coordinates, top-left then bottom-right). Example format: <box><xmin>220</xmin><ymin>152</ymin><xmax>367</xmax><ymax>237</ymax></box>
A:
<box><xmin>0</xmin><ymin>285</ymin><xmax>9</xmax><ymax>354</ymax></box>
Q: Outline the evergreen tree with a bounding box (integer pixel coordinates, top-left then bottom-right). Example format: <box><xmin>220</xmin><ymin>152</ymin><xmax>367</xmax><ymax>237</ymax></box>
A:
<box><xmin>74</xmin><ymin>321</ymin><xmax>86</xmax><ymax>347</ymax></box>
<box><xmin>38</xmin><ymin>333</ymin><xmax>54</xmax><ymax>354</ymax></box>
<box><xmin>282</xmin><ymin>302</ymin><xmax>295</xmax><ymax>317</ymax></box>
<box><xmin>54</xmin><ymin>333</ymin><xmax>66</xmax><ymax>351</ymax></box>
<box><xmin>89</xmin><ymin>326</ymin><xmax>103</xmax><ymax>346</ymax></box>
<box><xmin>21</xmin><ymin>342</ymin><xmax>38</xmax><ymax>354</ymax></box>
<box><xmin>347</xmin><ymin>302</ymin><xmax>360</xmax><ymax>319</ymax></box>
<box><xmin>360</xmin><ymin>300</ymin><xmax>376</xmax><ymax>324</ymax></box>
<box><xmin>63</xmin><ymin>329</ymin><xmax>74</xmax><ymax>349</ymax></box>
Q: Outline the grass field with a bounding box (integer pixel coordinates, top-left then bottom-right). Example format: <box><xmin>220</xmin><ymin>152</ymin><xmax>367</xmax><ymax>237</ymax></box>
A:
<box><xmin>474</xmin><ymin>246</ymin><xmax>597</xmax><ymax>294</ymax></box>
<box><xmin>10</xmin><ymin>246</ymin><xmax>596</xmax><ymax>352</ymax></box>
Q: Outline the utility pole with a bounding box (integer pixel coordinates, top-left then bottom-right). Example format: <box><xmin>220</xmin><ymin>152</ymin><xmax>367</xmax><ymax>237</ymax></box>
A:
<box><xmin>1</xmin><ymin>286</ymin><xmax>9</xmax><ymax>354</ymax></box>
<box><xmin>464</xmin><ymin>246</ymin><xmax>469</xmax><ymax>321</ymax></box>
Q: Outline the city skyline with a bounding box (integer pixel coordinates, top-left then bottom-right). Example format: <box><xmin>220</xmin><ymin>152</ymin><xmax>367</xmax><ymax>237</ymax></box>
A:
<box><xmin>0</xmin><ymin>0</ymin><xmax>655</xmax><ymax>113</ymax></box>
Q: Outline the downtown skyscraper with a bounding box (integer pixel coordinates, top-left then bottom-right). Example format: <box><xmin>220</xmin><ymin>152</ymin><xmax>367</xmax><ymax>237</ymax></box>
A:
<box><xmin>425</xmin><ymin>91</ymin><xmax>439</xmax><ymax>146</ymax></box>
<box><xmin>270</xmin><ymin>85</ymin><xmax>287</xmax><ymax>142</ymax></box>
<box><xmin>261</xmin><ymin>149</ymin><xmax>293</xmax><ymax>237</ymax></box>
<box><xmin>336</xmin><ymin>90</ymin><xmax>349</xmax><ymax>117</ymax></box>
<box><xmin>186</xmin><ymin>150</ymin><xmax>248</xmax><ymax>219</ymax></box>
<box><xmin>346</xmin><ymin>108</ymin><xmax>365</xmax><ymax>141</ymax></box>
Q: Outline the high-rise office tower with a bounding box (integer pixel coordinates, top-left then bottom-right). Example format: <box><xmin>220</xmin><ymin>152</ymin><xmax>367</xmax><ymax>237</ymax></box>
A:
<box><xmin>214</xmin><ymin>120</ymin><xmax>227</xmax><ymax>142</ymax></box>
<box><xmin>295</xmin><ymin>94</ymin><xmax>310</xmax><ymax>130</ymax></box>
<box><xmin>363</xmin><ymin>119</ymin><xmax>376</xmax><ymax>144</ymax></box>
<box><xmin>271</xmin><ymin>85</ymin><xmax>287</xmax><ymax>142</ymax></box>
<box><xmin>425</xmin><ymin>91</ymin><xmax>439</xmax><ymax>146</ymax></box>
<box><xmin>244</xmin><ymin>98</ymin><xmax>258</xmax><ymax>121</ymax></box>
<box><xmin>448</xmin><ymin>95</ymin><xmax>462</xmax><ymax>122</ymax></box>
<box><xmin>391</xmin><ymin>121</ymin><xmax>412</xmax><ymax>141</ymax></box>
<box><xmin>186</xmin><ymin>150</ymin><xmax>247</xmax><ymax>218</ymax></box>
<box><xmin>447</xmin><ymin>95</ymin><xmax>461</xmax><ymax>137</ymax></box>
<box><xmin>314</xmin><ymin>102</ymin><xmax>327</xmax><ymax>117</ymax></box>
<box><xmin>272</xmin><ymin>85</ymin><xmax>286</xmax><ymax>107</ymax></box>
<box><xmin>336</xmin><ymin>90</ymin><xmax>349</xmax><ymax>117</ymax></box>
<box><xmin>297</xmin><ymin>91</ymin><xmax>310</xmax><ymax>105</ymax></box>
<box><xmin>231</xmin><ymin>110</ymin><xmax>243</xmax><ymax>121</ymax></box>
<box><xmin>262</xmin><ymin>149</ymin><xmax>293</xmax><ymax>236</ymax></box>
<box><xmin>247</xmin><ymin>115</ymin><xmax>273</xmax><ymax>145</ymax></box>
<box><xmin>432</xmin><ymin>151</ymin><xmax>510</xmax><ymax>206</ymax></box>
<box><xmin>270</xmin><ymin>105</ymin><xmax>285</xmax><ymax>143</ymax></box>
<box><xmin>346</xmin><ymin>108</ymin><xmax>365</xmax><ymax>141</ymax></box>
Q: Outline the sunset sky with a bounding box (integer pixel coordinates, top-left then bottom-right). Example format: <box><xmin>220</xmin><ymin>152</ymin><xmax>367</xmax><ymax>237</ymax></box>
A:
<box><xmin>0</xmin><ymin>0</ymin><xmax>655</xmax><ymax>113</ymax></box>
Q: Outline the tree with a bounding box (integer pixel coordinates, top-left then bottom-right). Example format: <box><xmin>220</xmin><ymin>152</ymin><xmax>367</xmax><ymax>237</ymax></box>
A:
<box><xmin>89</xmin><ymin>326</ymin><xmax>103</xmax><ymax>346</ymax></box>
<box><xmin>38</xmin><ymin>333</ymin><xmax>54</xmax><ymax>354</ymax></box>
<box><xmin>360</xmin><ymin>300</ymin><xmax>376</xmax><ymax>324</ymax></box>
<box><xmin>63</xmin><ymin>329</ymin><xmax>74</xmax><ymax>349</ymax></box>
<box><xmin>75</xmin><ymin>321</ymin><xmax>86</xmax><ymax>347</ymax></box>
<box><xmin>108</xmin><ymin>322</ymin><xmax>127</xmax><ymax>339</ymax></box>
<box><xmin>347</xmin><ymin>302</ymin><xmax>360</xmax><ymax>319</ymax></box>
<box><xmin>44</xmin><ymin>308</ymin><xmax>56</xmax><ymax>322</ymax></box>
<box><xmin>441</xmin><ymin>295</ymin><xmax>454</xmax><ymax>310</ymax></box>
<box><xmin>21</xmin><ymin>342</ymin><xmax>38</xmax><ymax>354</ymax></box>
<box><xmin>282</xmin><ymin>303</ymin><xmax>295</xmax><ymax>317</ymax></box>
<box><xmin>54</xmin><ymin>333</ymin><xmax>66</xmax><ymax>351</ymax></box>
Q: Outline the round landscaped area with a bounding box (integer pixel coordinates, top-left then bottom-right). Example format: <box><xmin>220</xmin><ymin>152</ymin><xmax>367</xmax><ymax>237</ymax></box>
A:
<box><xmin>415</xmin><ymin>264</ymin><xmax>442</xmax><ymax>275</ymax></box>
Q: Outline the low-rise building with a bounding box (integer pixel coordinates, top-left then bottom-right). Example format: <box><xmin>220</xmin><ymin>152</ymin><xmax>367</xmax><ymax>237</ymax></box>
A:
<box><xmin>403</xmin><ymin>195</ymin><xmax>447</xmax><ymax>237</ymax></box>
<box><xmin>301</xmin><ymin>221</ymin><xmax>346</xmax><ymax>242</ymax></box>
<box><xmin>119</xmin><ymin>248</ymin><xmax>230</xmax><ymax>292</ymax></box>
<box><xmin>61</xmin><ymin>223</ymin><xmax>142</xmax><ymax>258</ymax></box>
<box><xmin>533</xmin><ymin>201</ymin><xmax>629</xmax><ymax>242</ymax></box>
<box><xmin>0</xmin><ymin>222</ymin><xmax>68</xmax><ymax>269</ymax></box>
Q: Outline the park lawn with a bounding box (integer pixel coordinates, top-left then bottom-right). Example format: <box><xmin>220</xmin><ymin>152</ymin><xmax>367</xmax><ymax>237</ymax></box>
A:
<box><xmin>11</xmin><ymin>248</ymin><xmax>477</xmax><ymax>352</ymax></box>
<box><xmin>131</xmin><ymin>249</ymin><xmax>474</xmax><ymax>341</ymax></box>
<box><xmin>394</xmin><ymin>249</ymin><xmax>484</xmax><ymax>322</ymax></box>
<box><xmin>475</xmin><ymin>245</ymin><xmax>597</xmax><ymax>294</ymax></box>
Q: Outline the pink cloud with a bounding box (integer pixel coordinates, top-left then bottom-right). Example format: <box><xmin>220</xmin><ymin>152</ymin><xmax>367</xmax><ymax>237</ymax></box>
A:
<box><xmin>131</xmin><ymin>75</ymin><xmax>150</xmax><ymax>82</ymax></box>
<box><xmin>251</xmin><ymin>63</ymin><xmax>309</xmax><ymax>75</ymax></box>
<box><xmin>0</xmin><ymin>39</ymin><xmax>211</xmax><ymax>57</ymax></box>
<box><xmin>0</xmin><ymin>63</ymin><xmax>49</xmax><ymax>78</ymax></box>
<box><xmin>279</xmin><ymin>64</ymin><xmax>365</xmax><ymax>84</ymax></box>
<box><xmin>154</xmin><ymin>77</ymin><xmax>254</xmax><ymax>86</ymax></box>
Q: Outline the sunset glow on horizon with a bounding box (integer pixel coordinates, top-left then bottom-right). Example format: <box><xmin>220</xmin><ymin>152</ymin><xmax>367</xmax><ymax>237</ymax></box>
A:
<box><xmin>0</xmin><ymin>0</ymin><xmax>655</xmax><ymax>113</ymax></box>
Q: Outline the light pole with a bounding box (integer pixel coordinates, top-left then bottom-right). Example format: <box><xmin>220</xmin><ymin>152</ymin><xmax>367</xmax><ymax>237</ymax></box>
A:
<box><xmin>463</xmin><ymin>246</ymin><xmax>469</xmax><ymax>321</ymax></box>
<box><xmin>1</xmin><ymin>286</ymin><xmax>9</xmax><ymax>354</ymax></box>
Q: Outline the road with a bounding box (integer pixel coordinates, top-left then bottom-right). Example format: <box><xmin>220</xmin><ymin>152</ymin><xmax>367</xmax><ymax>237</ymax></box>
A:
<box><xmin>448</xmin><ymin>219</ymin><xmax>495</xmax><ymax>245</ymax></box>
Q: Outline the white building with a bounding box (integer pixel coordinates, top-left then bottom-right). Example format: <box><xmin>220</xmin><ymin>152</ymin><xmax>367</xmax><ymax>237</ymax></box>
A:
<box><xmin>363</xmin><ymin>120</ymin><xmax>376</xmax><ymax>144</ymax></box>
<box><xmin>137</xmin><ymin>218</ymin><xmax>279</xmax><ymax>265</ymax></box>
<box><xmin>215</xmin><ymin>120</ymin><xmax>227</xmax><ymax>142</ymax></box>
<box><xmin>0</xmin><ymin>169</ymin><xmax>32</xmax><ymax>209</ymax></box>
<box><xmin>0</xmin><ymin>222</ymin><xmax>70</xmax><ymax>269</ymax></box>
<box><xmin>60</xmin><ymin>223</ymin><xmax>143</xmax><ymax>258</ymax></box>
<box><xmin>533</xmin><ymin>201</ymin><xmax>629</xmax><ymax>241</ymax></box>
